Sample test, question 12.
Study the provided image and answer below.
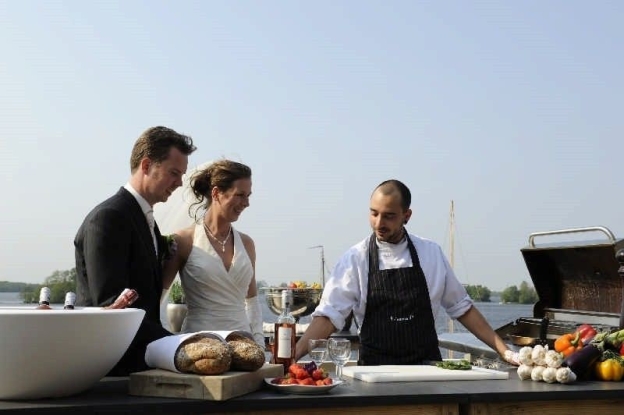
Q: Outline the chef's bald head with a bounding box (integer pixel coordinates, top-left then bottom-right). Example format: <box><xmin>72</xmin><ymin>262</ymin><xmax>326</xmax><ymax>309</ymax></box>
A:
<box><xmin>372</xmin><ymin>180</ymin><xmax>411</xmax><ymax>211</ymax></box>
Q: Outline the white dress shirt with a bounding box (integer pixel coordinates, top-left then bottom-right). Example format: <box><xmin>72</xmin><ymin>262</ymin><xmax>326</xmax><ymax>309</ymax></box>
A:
<box><xmin>124</xmin><ymin>183</ymin><xmax>158</xmax><ymax>256</ymax></box>
<box><xmin>312</xmin><ymin>233</ymin><xmax>473</xmax><ymax>332</ymax></box>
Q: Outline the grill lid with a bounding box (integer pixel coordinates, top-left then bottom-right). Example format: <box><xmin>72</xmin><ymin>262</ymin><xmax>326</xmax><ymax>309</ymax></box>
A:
<box><xmin>520</xmin><ymin>226</ymin><xmax>624</xmax><ymax>317</ymax></box>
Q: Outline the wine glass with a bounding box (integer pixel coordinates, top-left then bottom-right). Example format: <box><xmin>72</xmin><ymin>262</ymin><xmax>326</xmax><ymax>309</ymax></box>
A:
<box><xmin>308</xmin><ymin>339</ymin><xmax>328</xmax><ymax>369</ymax></box>
<box><xmin>328</xmin><ymin>338</ymin><xmax>351</xmax><ymax>383</ymax></box>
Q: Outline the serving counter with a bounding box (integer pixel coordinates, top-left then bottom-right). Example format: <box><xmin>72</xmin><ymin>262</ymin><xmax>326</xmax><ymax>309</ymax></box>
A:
<box><xmin>2</xmin><ymin>369</ymin><xmax>624</xmax><ymax>415</ymax></box>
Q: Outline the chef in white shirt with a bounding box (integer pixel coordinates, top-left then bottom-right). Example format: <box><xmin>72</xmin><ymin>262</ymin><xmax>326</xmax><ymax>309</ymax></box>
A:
<box><xmin>295</xmin><ymin>179</ymin><xmax>518</xmax><ymax>365</ymax></box>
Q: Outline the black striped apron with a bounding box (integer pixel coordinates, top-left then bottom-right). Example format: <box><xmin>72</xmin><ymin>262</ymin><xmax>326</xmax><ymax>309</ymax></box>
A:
<box><xmin>358</xmin><ymin>232</ymin><xmax>442</xmax><ymax>365</ymax></box>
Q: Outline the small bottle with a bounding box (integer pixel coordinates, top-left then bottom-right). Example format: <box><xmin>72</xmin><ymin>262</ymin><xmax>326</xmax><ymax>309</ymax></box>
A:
<box><xmin>104</xmin><ymin>288</ymin><xmax>139</xmax><ymax>309</ymax></box>
<box><xmin>36</xmin><ymin>287</ymin><xmax>52</xmax><ymax>310</ymax></box>
<box><xmin>273</xmin><ymin>290</ymin><xmax>296</xmax><ymax>372</ymax></box>
<box><xmin>64</xmin><ymin>292</ymin><xmax>76</xmax><ymax>310</ymax></box>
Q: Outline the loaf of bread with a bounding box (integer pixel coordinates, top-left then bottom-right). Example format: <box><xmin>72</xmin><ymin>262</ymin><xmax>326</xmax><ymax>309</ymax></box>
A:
<box><xmin>227</xmin><ymin>336</ymin><xmax>265</xmax><ymax>372</ymax></box>
<box><xmin>174</xmin><ymin>334</ymin><xmax>232</xmax><ymax>375</ymax></box>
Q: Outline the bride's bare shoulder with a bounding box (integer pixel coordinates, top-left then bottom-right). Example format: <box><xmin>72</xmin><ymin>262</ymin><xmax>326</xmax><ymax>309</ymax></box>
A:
<box><xmin>173</xmin><ymin>226</ymin><xmax>196</xmax><ymax>254</ymax></box>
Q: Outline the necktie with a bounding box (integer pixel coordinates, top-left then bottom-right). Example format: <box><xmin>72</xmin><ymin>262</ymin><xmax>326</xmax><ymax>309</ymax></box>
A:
<box><xmin>146</xmin><ymin>210</ymin><xmax>158</xmax><ymax>256</ymax></box>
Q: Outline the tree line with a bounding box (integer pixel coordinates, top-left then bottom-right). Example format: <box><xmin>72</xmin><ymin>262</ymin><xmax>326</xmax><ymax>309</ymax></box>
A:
<box><xmin>464</xmin><ymin>281</ymin><xmax>537</xmax><ymax>304</ymax></box>
<box><xmin>19</xmin><ymin>269</ymin><xmax>77</xmax><ymax>304</ymax></box>
<box><xmin>4</xmin><ymin>270</ymin><xmax>538</xmax><ymax>305</ymax></box>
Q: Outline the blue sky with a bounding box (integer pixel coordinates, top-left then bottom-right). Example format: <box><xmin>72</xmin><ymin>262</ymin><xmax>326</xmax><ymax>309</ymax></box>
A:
<box><xmin>1</xmin><ymin>0</ymin><xmax>622</xmax><ymax>291</ymax></box>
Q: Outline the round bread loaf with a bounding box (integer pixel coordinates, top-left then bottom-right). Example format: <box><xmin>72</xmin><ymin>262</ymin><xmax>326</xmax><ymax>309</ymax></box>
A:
<box><xmin>174</xmin><ymin>335</ymin><xmax>232</xmax><ymax>375</ymax></box>
<box><xmin>228</xmin><ymin>339</ymin><xmax>265</xmax><ymax>371</ymax></box>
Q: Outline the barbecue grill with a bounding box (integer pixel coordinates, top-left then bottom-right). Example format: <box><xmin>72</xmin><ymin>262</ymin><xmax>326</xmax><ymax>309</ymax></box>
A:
<box><xmin>439</xmin><ymin>226</ymin><xmax>624</xmax><ymax>363</ymax></box>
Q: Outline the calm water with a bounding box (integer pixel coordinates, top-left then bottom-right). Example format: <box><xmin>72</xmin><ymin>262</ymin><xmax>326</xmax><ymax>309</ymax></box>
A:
<box><xmin>0</xmin><ymin>291</ymin><xmax>533</xmax><ymax>333</ymax></box>
<box><xmin>0</xmin><ymin>292</ymin><xmax>24</xmax><ymax>305</ymax></box>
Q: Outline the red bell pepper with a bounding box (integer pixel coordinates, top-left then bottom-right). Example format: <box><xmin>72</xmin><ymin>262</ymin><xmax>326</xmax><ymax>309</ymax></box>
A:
<box><xmin>619</xmin><ymin>342</ymin><xmax>624</xmax><ymax>357</ymax></box>
<box><xmin>576</xmin><ymin>323</ymin><xmax>597</xmax><ymax>344</ymax></box>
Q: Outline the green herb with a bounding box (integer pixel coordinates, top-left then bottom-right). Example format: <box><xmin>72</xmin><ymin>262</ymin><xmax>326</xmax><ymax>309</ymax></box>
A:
<box><xmin>435</xmin><ymin>359</ymin><xmax>472</xmax><ymax>370</ymax></box>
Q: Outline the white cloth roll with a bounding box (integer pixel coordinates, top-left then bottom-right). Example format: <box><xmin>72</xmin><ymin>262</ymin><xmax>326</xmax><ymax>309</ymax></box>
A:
<box><xmin>245</xmin><ymin>296</ymin><xmax>265</xmax><ymax>347</ymax></box>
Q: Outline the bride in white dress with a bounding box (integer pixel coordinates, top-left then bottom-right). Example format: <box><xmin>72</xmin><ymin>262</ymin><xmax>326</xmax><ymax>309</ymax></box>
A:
<box><xmin>160</xmin><ymin>160</ymin><xmax>264</xmax><ymax>347</ymax></box>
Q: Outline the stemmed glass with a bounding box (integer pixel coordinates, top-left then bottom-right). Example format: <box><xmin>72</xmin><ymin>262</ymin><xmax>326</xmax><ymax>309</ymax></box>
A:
<box><xmin>328</xmin><ymin>338</ymin><xmax>351</xmax><ymax>383</ymax></box>
<box><xmin>308</xmin><ymin>339</ymin><xmax>328</xmax><ymax>369</ymax></box>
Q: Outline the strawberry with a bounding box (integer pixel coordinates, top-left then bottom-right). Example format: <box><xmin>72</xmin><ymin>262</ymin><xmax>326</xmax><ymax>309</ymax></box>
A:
<box><xmin>315</xmin><ymin>379</ymin><xmax>325</xmax><ymax>386</ymax></box>
<box><xmin>322</xmin><ymin>377</ymin><xmax>333</xmax><ymax>385</ymax></box>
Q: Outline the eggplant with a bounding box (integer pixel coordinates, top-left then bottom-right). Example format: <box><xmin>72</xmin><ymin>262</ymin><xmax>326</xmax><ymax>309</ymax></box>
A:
<box><xmin>562</xmin><ymin>343</ymin><xmax>602</xmax><ymax>379</ymax></box>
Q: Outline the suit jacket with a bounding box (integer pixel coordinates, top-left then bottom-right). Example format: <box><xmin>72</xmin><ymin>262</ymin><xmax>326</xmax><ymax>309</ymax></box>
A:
<box><xmin>74</xmin><ymin>187</ymin><xmax>171</xmax><ymax>375</ymax></box>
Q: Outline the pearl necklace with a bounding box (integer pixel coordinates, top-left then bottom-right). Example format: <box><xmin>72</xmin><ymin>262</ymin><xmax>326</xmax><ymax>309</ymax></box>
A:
<box><xmin>203</xmin><ymin>222</ymin><xmax>232</xmax><ymax>253</ymax></box>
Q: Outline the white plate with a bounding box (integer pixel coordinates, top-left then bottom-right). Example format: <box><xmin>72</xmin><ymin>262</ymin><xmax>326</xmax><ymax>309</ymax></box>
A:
<box><xmin>264</xmin><ymin>378</ymin><xmax>343</xmax><ymax>395</ymax></box>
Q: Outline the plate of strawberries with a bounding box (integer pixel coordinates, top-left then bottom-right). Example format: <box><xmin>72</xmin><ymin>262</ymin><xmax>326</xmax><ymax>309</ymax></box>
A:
<box><xmin>265</xmin><ymin>362</ymin><xmax>342</xmax><ymax>395</ymax></box>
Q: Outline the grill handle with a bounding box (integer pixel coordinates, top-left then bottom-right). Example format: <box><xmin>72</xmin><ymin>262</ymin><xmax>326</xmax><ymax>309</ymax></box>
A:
<box><xmin>617</xmin><ymin>249</ymin><xmax>624</xmax><ymax>330</ymax></box>
<box><xmin>538</xmin><ymin>316</ymin><xmax>550</xmax><ymax>345</ymax></box>
<box><xmin>528</xmin><ymin>226</ymin><xmax>616</xmax><ymax>247</ymax></box>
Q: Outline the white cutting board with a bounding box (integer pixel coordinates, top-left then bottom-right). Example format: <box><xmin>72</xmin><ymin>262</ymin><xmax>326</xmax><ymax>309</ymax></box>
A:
<box><xmin>341</xmin><ymin>365</ymin><xmax>509</xmax><ymax>383</ymax></box>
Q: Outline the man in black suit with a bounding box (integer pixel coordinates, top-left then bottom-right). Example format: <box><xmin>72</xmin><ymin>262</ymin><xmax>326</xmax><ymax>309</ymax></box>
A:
<box><xmin>74</xmin><ymin>126</ymin><xmax>197</xmax><ymax>376</ymax></box>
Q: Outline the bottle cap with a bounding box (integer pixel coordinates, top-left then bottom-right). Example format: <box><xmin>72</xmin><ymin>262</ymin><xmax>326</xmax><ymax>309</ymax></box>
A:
<box><xmin>39</xmin><ymin>287</ymin><xmax>51</xmax><ymax>303</ymax></box>
<box><xmin>64</xmin><ymin>292</ymin><xmax>76</xmax><ymax>307</ymax></box>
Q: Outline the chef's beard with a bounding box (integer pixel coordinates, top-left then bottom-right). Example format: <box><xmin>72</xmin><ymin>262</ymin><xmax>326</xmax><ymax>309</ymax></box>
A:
<box><xmin>375</xmin><ymin>227</ymin><xmax>406</xmax><ymax>244</ymax></box>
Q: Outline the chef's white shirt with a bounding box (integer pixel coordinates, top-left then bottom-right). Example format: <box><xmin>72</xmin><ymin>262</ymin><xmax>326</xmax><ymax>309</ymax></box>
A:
<box><xmin>312</xmin><ymin>233</ymin><xmax>473</xmax><ymax>332</ymax></box>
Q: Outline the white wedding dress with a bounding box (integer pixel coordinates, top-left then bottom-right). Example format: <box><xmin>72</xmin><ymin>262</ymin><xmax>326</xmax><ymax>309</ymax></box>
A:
<box><xmin>179</xmin><ymin>224</ymin><xmax>254</xmax><ymax>333</ymax></box>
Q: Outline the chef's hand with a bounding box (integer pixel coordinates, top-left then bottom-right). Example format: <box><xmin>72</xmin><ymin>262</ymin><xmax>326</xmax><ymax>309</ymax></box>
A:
<box><xmin>503</xmin><ymin>349</ymin><xmax>520</xmax><ymax>366</ymax></box>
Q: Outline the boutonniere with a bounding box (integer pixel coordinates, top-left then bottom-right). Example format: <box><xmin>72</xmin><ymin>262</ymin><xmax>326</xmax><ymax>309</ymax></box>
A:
<box><xmin>162</xmin><ymin>234</ymin><xmax>178</xmax><ymax>264</ymax></box>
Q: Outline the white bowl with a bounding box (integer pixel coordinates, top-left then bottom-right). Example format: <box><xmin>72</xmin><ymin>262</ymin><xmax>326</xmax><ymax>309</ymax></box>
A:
<box><xmin>0</xmin><ymin>306</ymin><xmax>145</xmax><ymax>399</ymax></box>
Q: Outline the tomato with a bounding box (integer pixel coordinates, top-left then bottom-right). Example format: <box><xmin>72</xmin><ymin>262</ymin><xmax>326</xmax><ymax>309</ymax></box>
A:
<box><xmin>312</xmin><ymin>369</ymin><xmax>326</xmax><ymax>380</ymax></box>
<box><xmin>295</xmin><ymin>369</ymin><xmax>309</xmax><ymax>380</ymax></box>
<box><xmin>281</xmin><ymin>377</ymin><xmax>298</xmax><ymax>385</ymax></box>
<box><xmin>288</xmin><ymin>364</ymin><xmax>300</xmax><ymax>375</ymax></box>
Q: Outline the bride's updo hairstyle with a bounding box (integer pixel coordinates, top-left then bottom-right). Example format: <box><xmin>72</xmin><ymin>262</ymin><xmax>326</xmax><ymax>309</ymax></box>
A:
<box><xmin>188</xmin><ymin>160</ymin><xmax>252</xmax><ymax>220</ymax></box>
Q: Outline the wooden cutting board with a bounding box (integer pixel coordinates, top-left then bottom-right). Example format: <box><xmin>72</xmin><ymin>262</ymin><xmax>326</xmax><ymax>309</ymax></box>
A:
<box><xmin>341</xmin><ymin>365</ymin><xmax>509</xmax><ymax>383</ymax></box>
<box><xmin>129</xmin><ymin>364</ymin><xmax>283</xmax><ymax>401</ymax></box>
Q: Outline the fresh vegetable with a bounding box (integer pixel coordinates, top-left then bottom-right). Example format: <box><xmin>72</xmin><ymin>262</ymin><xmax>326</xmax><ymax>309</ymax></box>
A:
<box><xmin>604</xmin><ymin>329</ymin><xmax>624</xmax><ymax>350</ymax></box>
<box><xmin>435</xmin><ymin>359</ymin><xmax>472</xmax><ymax>370</ymax></box>
<box><xmin>518</xmin><ymin>346</ymin><xmax>534</xmax><ymax>366</ymax></box>
<box><xmin>619</xmin><ymin>343</ymin><xmax>624</xmax><ymax>356</ymax></box>
<box><xmin>555</xmin><ymin>367</ymin><xmax>577</xmax><ymax>384</ymax></box>
<box><xmin>530</xmin><ymin>365</ymin><xmax>545</xmax><ymax>381</ymax></box>
<box><xmin>594</xmin><ymin>355</ymin><xmax>624</xmax><ymax>381</ymax></box>
<box><xmin>554</xmin><ymin>332</ymin><xmax>583</xmax><ymax>356</ymax></box>
<box><xmin>516</xmin><ymin>347</ymin><xmax>577</xmax><ymax>384</ymax></box>
<box><xmin>542</xmin><ymin>367</ymin><xmax>558</xmax><ymax>384</ymax></box>
<box><xmin>272</xmin><ymin>363</ymin><xmax>331</xmax><ymax>386</ymax></box>
<box><xmin>544</xmin><ymin>350</ymin><xmax>564</xmax><ymax>368</ymax></box>
<box><xmin>576</xmin><ymin>324</ymin><xmax>597</xmax><ymax>344</ymax></box>
<box><xmin>562</xmin><ymin>343</ymin><xmax>602</xmax><ymax>379</ymax></box>
<box><xmin>531</xmin><ymin>345</ymin><xmax>547</xmax><ymax>366</ymax></box>
<box><xmin>517</xmin><ymin>364</ymin><xmax>533</xmax><ymax>380</ymax></box>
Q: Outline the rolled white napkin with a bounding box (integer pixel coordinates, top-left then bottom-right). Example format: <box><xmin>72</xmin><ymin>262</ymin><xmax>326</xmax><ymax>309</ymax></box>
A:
<box><xmin>145</xmin><ymin>332</ymin><xmax>202</xmax><ymax>373</ymax></box>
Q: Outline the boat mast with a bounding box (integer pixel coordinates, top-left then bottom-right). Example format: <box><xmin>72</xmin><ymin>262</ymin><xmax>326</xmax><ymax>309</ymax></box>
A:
<box><xmin>308</xmin><ymin>245</ymin><xmax>326</xmax><ymax>287</ymax></box>
<box><xmin>448</xmin><ymin>201</ymin><xmax>456</xmax><ymax>338</ymax></box>
<box><xmin>449</xmin><ymin>200</ymin><xmax>455</xmax><ymax>269</ymax></box>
